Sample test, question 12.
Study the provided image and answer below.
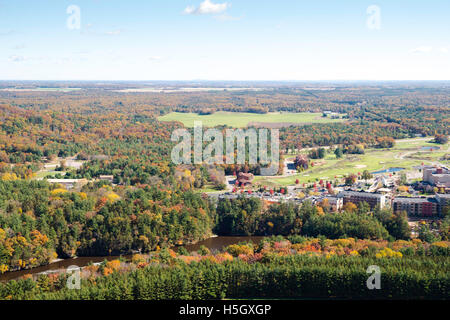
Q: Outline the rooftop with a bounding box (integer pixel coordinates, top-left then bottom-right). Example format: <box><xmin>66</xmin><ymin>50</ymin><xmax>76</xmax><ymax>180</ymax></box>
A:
<box><xmin>393</xmin><ymin>197</ymin><xmax>437</xmax><ymax>204</ymax></box>
<box><xmin>47</xmin><ymin>179</ymin><xmax>83</xmax><ymax>183</ymax></box>
<box><xmin>338</xmin><ymin>191</ymin><xmax>385</xmax><ymax>198</ymax></box>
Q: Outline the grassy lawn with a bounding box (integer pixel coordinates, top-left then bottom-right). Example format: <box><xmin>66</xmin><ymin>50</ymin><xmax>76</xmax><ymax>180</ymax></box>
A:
<box><xmin>193</xmin><ymin>185</ymin><xmax>222</xmax><ymax>193</ymax></box>
<box><xmin>158</xmin><ymin>111</ymin><xmax>346</xmax><ymax>128</ymax></box>
<box><xmin>255</xmin><ymin>138</ymin><xmax>448</xmax><ymax>187</ymax></box>
<box><xmin>395</xmin><ymin>138</ymin><xmax>440</xmax><ymax>149</ymax></box>
<box><xmin>34</xmin><ymin>171</ymin><xmax>64</xmax><ymax>179</ymax></box>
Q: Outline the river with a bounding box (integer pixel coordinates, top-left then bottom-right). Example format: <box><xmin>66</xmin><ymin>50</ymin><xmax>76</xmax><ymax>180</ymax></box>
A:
<box><xmin>0</xmin><ymin>236</ymin><xmax>265</xmax><ymax>282</ymax></box>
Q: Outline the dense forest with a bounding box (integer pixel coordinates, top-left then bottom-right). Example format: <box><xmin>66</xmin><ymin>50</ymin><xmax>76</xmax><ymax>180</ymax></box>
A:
<box><xmin>1</xmin><ymin>236</ymin><xmax>449</xmax><ymax>300</ymax></box>
<box><xmin>215</xmin><ymin>196</ymin><xmax>413</xmax><ymax>240</ymax></box>
<box><xmin>0</xmin><ymin>180</ymin><xmax>215</xmax><ymax>272</ymax></box>
<box><xmin>2</xmin><ymin>181</ymin><xmax>448</xmax><ymax>274</ymax></box>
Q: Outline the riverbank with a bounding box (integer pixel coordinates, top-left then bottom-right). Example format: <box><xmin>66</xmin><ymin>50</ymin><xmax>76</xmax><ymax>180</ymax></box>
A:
<box><xmin>0</xmin><ymin>236</ymin><xmax>265</xmax><ymax>282</ymax></box>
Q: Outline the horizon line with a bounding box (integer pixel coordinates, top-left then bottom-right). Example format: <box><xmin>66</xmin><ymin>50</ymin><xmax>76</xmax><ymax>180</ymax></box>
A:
<box><xmin>1</xmin><ymin>79</ymin><xmax>450</xmax><ymax>82</ymax></box>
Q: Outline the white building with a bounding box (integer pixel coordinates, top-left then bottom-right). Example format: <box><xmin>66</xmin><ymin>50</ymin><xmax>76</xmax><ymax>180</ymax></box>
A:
<box><xmin>423</xmin><ymin>166</ymin><xmax>450</xmax><ymax>188</ymax></box>
<box><xmin>47</xmin><ymin>179</ymin><xmax>87</xmax><ymax>189</ymax></box>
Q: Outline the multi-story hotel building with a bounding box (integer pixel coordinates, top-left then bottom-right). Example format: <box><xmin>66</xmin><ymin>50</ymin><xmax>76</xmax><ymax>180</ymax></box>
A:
<box><xmin>338</xmin><ymin>191</ymin><xmax>386</xmax><ymax>209</ymax></box>
<box><xmin>393</xmin><ymin>197</ymin><xmax>439</xmax><ymax>217</ymax></box>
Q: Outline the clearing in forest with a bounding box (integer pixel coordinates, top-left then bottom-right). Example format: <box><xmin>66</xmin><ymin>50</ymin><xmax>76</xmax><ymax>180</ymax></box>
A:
<box><xmin>158</xmin><ymin>111</ymin><xmax>346</xmax><ymax>128</ymax></box>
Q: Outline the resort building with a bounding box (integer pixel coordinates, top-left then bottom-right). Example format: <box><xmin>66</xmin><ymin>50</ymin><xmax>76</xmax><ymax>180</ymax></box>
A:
<box><xmin>435</xmin><ymin>193</ymin><xmax>450</xmax><ymax>209</ymax></box>
<box><xmin>423</xmin><ymin>166</ymin><xmax>450</xmax><ymax>189</ymax></box>
<box><xmin>393</xmin><ymin>197</ymin><xmax>440</xmax><ymax>217</ymax></box>
<box><xmin>338</xmin><ymin>191</ymin><xmax>386</xmax><ymax>209</ymax></box>
<box><xmin>316</xmin><ymin>196</ymin><xmax>343</xmax><ymax>212</ymax></box>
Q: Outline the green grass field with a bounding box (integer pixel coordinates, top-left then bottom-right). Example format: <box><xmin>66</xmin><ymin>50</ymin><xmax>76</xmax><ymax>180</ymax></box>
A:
<box><xmin>158</xmin><ymin>111</ymin><xmax>346</xmax><ymax>128</ymax></box>
<box><xmin>34</xmin><ymin>171</ymin><xmax>63</xmax><ymax>179</ymax></box>
<box><xmin>193</xmin><ymin>185</ymin><xmax>221</xmax><ymax>193</ymax></box>
<box><xmin>255</xmin><ymin>138</ymin><xmax>449</xmax><ymax>186</ymax></box>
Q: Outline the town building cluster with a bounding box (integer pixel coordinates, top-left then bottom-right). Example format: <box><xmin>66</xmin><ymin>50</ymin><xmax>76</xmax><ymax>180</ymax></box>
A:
<box><xmin>216</xmin><ymin>165</ymin><xmax>450</xmax><ymax>217</ymax></box>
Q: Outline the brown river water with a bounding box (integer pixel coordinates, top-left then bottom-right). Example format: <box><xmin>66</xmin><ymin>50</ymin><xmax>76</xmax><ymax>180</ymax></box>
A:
<box><xmin>0</xmin><ymin>236</ymin><xmax>265</xmax><ymax>282</ymax></box>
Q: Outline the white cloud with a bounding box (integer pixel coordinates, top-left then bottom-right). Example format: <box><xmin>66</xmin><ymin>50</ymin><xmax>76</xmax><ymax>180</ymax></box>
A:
<box><xmin>440</xmin><ymin>47</ymin><xmax>449</xmax><ymax>54</ymax></box>
<box><xmin>410</xmin><ymin>46</ymin><xmax>433</xmax><ymax>54</ymax></box>
<box><xmin>184</xmin><ymin>6</ymin><xmax>196</xmax><ymax>14</ymax></box>
<box><xmin>149</xmin><ymin>56</ymin><xmax>162</xmax><ymax>61</ymax></box>
<box><xmin>8</xmin><ymin>55</ymin><xmax>25</xmax><ymax>62</ymax></box>
<box><xmin>184</xmin><ymin>0</ymin><xmax>230</xmax><ymax>15</ymax></box>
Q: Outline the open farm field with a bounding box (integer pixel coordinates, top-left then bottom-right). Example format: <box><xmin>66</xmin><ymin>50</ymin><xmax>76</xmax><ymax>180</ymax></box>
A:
<box><xmin>158</xmin><ymin>111</ymin><xmax>346</xmax><ymax>128</ymax></box>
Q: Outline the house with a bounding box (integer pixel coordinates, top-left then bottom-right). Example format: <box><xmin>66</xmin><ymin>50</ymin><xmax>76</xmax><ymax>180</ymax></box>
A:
<box><xmin>237</xmin><ymin>172</ymin><xmax>254</xmax><ymax>186</ymax></box>
<box><xmin>90</xmin><ymin>155</ymin><xmax>109</xmax><ymax>161</ymax></box>
<box><xmin>99</xmin><ymin>175</ymin><xmax>114</xmax><ymax>183</ymax></box>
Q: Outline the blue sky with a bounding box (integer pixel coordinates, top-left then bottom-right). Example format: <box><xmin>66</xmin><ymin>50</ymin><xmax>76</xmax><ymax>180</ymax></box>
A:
<box><xmin>1</xmin><ymin>0</ymin><xmax>449</xmax><ymax>80</ymax></box>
